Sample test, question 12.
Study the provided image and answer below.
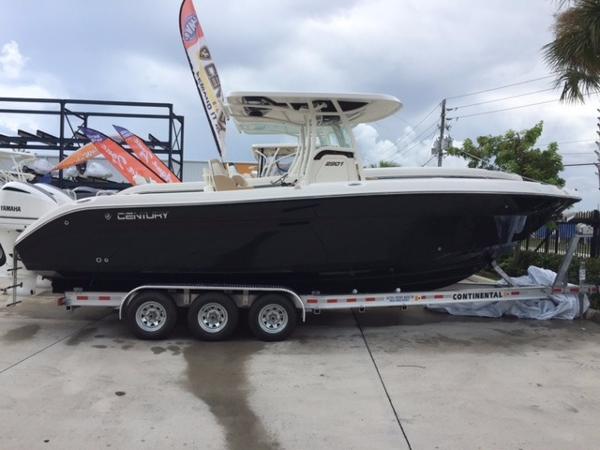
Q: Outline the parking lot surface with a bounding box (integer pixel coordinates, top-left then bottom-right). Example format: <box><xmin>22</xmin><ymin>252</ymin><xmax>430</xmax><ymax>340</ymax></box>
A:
<box><xmin>1</xmin><ymin>296</ymin><xmax>599</xmax><ymax>449</ymax></box>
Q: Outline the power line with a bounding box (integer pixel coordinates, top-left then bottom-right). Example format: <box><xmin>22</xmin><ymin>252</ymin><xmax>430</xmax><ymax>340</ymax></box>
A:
<box><xmin>449</xmin><ymin>99</ymin><xmax>557</xmax><ymax>119</ymax></box>
<box><xmin>449</xmin><ymin>87</ymin><xmax>555</xmax><ymax>110</ymax></box>
<box><xmin>538</xmin><ymin>139</ymin><xmax>595</xmax><ymax>148</ymax></box>
<box><xmin>397</xmin><ymin>117</ymin><xmax>417</xmax><ymax>129</ymax></box>
<box><xmin>449</xmin><ymin>90</ymin><xmax>599</xmax><ymax>121</ymax></box>
<box><xmin>555</xmin><ymin>139</ymin><xmax>595</xmax><ymax>145</ymax></box>
<box><xmin>399</xmin><ymin>129</ymin><xmax>438</xmax><ymax>155</ymax></box>
<box><xmin>410</xmin><ymin>102</ymin><xmax>441</xmax><ymax>132</ymax></box>
<box><xmin>452</xmin><ymin>147</ymin><xmax>488</xmax><ymax>166</ymax></box>
<box><xmin>421</xmin><ymin>155</ymin><xmax>436</xmax><ymax>166</ymax></box>
<box><xmin>398</xmin><ymin>122</ymin><xmax>438</xmax><ymax>148</ymax></box>
<box><xmin>402</xmin><ymin>130</ymin><xmax>437</xmax><ymax>154</ymax></box>
<box><xmin>564</xmin><ymin>162</ymin><xmax>598</xmax><ymax>166</ymax></box>
<box><xmin>396</xmin><ymin>107</ymin><xmax>440</xmax><ymax>146</ymax></box>
<box><xmin>396</xmin><ymin>119</ymin><xmax>438</xmax><ymax>146</ymax></box>
<box><xmin>446</xmin><ymin>75</ymin><xmax>554</xmax><ymax>100</ymax></box>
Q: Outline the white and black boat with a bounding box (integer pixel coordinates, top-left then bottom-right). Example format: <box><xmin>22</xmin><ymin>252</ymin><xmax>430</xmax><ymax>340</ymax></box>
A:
<box><xmin>14</xmin><ymin>92</ymin><xmax>579</xmax><ymax>294</ymax></box>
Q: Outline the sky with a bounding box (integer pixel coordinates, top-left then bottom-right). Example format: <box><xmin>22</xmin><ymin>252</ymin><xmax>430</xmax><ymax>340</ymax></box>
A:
<box><xmin>0</xmin><ymin>0</ymin><xmax>599</xmax><ymax>210</ymax></box>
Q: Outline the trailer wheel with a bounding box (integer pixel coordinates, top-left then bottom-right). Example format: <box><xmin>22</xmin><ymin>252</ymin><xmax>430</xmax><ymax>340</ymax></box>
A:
<box><xmin>127</xmin><ymin>291</ymin><xmax>177</xmax><ymax>340</ymax></box>
<box><xmin>248</xmin><ymin>294</ymin><xmax>297</xmax><ymax>341</ymax></box>
<box><xmin>187</xmin><ymin>292</ymin><xmax>239</xmax><ymax>341</ymax></box>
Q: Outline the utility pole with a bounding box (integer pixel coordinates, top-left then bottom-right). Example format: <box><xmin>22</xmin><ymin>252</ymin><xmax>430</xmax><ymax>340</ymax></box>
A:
<box><xmin>596</xmin><ymin>109</ymin><xmax>600</xmax><ymax>190</ymax></box>
<box><xmin>595</xmin><ymin>148</ymin><xmax>600</xmax><ymax>190</ymax></box>
<box><xmin>437</xmin><ymin>99</ymin><xmax>447</xmax><ymax>167</ymax></box>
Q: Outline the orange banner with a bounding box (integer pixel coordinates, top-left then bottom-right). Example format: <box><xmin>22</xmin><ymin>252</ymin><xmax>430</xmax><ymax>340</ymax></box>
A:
<box><xmin>53</xmin><ymin>142</ymin><xmax>99</xmax><ymax>170</ymax></box>
<box><xmin>81</xmin><ymin>128</ymin><xmax>164</xmax><ymax>185</ymax></box>
<box><xmin>113</xmin><ymin>125</ymin><xmax>180</xmax><ymax>183</ymax></box>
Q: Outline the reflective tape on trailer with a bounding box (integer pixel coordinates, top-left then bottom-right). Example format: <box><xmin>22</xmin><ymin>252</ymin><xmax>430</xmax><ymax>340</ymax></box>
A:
<box><xmin>299</xmin><ymin>284</ymin><xmax>599</xmax><ymax>310</ymax></box>
<box><xmin>65</xmin><ymin>292</ymin><xmax>126</xmax><ymax>307</ymax></box>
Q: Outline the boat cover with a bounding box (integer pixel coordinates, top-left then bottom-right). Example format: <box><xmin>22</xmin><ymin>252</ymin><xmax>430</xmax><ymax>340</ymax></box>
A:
<box><xmin>430</xmin><ymin>266</ymin><xmax>589</xmax><ymax>320</ymax></box>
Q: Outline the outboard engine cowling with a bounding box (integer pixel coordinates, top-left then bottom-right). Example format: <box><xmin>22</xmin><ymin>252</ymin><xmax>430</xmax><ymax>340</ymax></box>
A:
<box><xmin>0</xmin><ymin>181</ymin><xmax>73</xmax><ymax>294</ymax></box>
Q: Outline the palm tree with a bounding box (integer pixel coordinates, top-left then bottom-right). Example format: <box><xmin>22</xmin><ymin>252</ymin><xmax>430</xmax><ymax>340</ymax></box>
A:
<box><xmin>543</xmin><ymin>0</ymin><xmax>600</xmax><ymax>102</ymax></box>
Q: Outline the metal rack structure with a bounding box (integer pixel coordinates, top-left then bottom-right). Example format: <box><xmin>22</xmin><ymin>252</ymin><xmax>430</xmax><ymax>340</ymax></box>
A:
<box><xmin>0</xmin><ymin>97</ymin><xmax>185</xmax><ymax>180</ymax></box>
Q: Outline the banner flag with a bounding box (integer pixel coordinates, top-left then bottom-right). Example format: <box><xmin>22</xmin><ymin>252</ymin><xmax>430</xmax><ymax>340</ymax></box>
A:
<box><xmin>80</xmin><ymin>127</ymin><xmax>164</xmax><ymax>185</ymax></box>
<box><xmin>53</xmin><ymin>142</ymin><xmax>99</xmax><ymax>171</ymax></box>
<box><xmin>113</xmin><ymin>125</ymin><xmax>180</xmax><ymax>183</ymax></box>
<box><xmin>179</xmin><ymin>0</ymin><xmax>226</xmax><ymax>158</ymax></box>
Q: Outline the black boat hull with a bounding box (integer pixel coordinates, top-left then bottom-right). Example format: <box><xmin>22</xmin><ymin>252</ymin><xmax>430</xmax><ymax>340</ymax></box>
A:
<box><xmin>16</xmin><ymin>192</ymin><xmax>575</xmax><ymax>294</ymax></box>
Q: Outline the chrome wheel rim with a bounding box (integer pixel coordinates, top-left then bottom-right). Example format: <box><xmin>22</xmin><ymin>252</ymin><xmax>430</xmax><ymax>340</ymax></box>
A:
<box><xmin>258</xmin><ymin>304</ymin><xmax>288</xmax><ymax>334</ymax></box>
<box><xmin>135</xmin><ymin>301</ymin><xmax>167</xmax><ymax>333</ymax></box>
<box><xmin>198</xmin><ymin>302</ymin><xmax>229</xmax><ymax>333</ymax></box>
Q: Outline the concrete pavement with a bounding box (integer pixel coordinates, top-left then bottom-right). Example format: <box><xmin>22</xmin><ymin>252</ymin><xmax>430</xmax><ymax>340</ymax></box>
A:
<box><xmin>1</xmin><ymin>296</ymin><xmax>599</xmax><ymax>449</ymax></box>
<box><xmin>359</xmin><ymin>308</ymin><xmax>600</xmax><ymax>449</ymax></box>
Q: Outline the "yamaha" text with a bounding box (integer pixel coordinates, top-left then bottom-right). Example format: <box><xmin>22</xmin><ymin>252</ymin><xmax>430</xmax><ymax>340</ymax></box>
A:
<box><xmin>1</xmin><ymin>205</ymin><xmax>21</xmax><ymax>212</ymax></box>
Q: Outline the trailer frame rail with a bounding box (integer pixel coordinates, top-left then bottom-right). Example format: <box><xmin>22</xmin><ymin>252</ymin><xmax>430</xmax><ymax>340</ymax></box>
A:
<box><xmin>62</xmin><ymin>283</ymin><xmax>599</xmax><ymax>319</ymax></box>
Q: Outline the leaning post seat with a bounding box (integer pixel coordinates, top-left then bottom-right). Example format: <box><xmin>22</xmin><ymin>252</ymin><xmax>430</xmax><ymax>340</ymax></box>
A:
<box><xmin>208</xmin><ymin>159</ymin><xmax>253</xmax><ymax>191</ymax></box>
<box><xmin>209</xmin><ymin>159</ymin><xmax>235</xmax><ymax>191</ymax></box>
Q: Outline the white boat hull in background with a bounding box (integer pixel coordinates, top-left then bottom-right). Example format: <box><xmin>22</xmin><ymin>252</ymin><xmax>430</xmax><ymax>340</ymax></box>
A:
<box><xmin>0</xmin><ymin>182</ymin><xmax>73</xmax><ymax>295</ymax></box>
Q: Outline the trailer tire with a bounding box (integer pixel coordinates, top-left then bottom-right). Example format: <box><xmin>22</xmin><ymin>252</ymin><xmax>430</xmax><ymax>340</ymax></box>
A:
<box><xmin>126</xmin><ymin>291</ymin><xmax>177</xmax><ymax>340</ymax></box>
<box><xmin>248</xmin><ymin>294</ymin><xmax>297</xmax><ymax>341</ymax></box>
<box><xmin>187</xmin><ymin>292</ymin><xmax>239</xmax><ymax>341</ymax></box>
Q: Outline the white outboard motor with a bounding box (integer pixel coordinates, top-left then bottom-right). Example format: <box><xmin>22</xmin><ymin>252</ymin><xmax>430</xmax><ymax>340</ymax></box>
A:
<box><xmin>0</xmin><ymin>181</ymin><xmax>73</xmax><ymax>295</ymax></box>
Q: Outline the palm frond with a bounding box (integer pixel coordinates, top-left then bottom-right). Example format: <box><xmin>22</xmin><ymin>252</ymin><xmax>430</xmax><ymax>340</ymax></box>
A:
<box><xmin>543</xmin><ymin>0</ymin><xmax>600</xmax><ymax>103</ymax></box>
<box><xmin>556</xmin><ymin>67</ymin><xmax>600</xmax><ymax>102</ymax></box>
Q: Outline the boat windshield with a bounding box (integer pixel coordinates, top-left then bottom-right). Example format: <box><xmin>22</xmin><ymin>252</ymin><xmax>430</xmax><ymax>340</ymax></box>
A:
<box><xmin>252</xmin><ymin>145</ymin><xmax>297</xmax><ymax>177</ymax></box>
<box><xmin>261</xmin><ymin>153</ymin><xmax>295</xmax><ymax>177</ymax></box>
<box><xmin>315</xmin><ymin>124</ymin><xmax>352</xmax><ymax>148</ymax></box>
